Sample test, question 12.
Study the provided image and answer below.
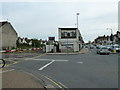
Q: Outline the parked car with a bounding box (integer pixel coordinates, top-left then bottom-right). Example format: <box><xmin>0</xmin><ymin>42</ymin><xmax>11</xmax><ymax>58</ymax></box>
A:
<box><xmin>85</xmin><ymin>45</ymin><xmax>88</xmax><ymax>48</ymax></box>
<box><xmin>96</xmin><ymin>45</ymin><xmax>103</xmax><ymax>49</ymax></box>
<box><xmin>106</xmin><ymin>45</ymin><xmax>113</xmax><ymax>52</ymax></box>
<box><xmin>96</xmin><ymin>46</ymin><xmax>110</xmax><ymax>55</ymax></box>
<box><xmin>90</xmin><ymin>45</ymin><xmax>94</xmax><ymax>49</ymax></box>
<box><xmin>113</xmin><ymin>44</ymin><xmax>120</xmax><ymax>52</ymax></box>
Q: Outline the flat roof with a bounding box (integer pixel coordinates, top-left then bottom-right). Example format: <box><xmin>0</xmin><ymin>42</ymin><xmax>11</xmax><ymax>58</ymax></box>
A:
<box><xmin>58</xmin><ymin>28</ymin><xmax>78</xmax><ymax>30</ymax></box>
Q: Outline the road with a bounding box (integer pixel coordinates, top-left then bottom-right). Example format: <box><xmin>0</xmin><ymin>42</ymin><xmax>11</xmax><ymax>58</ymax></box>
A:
<box><xmin>7</xmin><ymin>49</ymin><xmax>118</xmax><ymax>89</ymax></box>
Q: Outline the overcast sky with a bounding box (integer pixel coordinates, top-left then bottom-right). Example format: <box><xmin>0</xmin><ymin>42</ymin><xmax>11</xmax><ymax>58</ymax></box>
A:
<box><xmin>1</xmin><ymin>0</ymin><xmax>119</xmax><ymax>42</ymax></box>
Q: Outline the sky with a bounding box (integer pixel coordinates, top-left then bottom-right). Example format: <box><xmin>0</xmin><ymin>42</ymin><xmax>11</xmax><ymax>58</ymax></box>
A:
<box><xmin>0</xmin><ymin>0</ymin><xmax>119</xmax><ymax>42</ymax></box>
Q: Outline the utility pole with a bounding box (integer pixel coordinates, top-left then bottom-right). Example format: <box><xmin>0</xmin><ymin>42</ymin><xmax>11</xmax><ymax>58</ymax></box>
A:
<box><xmin>107</xmin><ymin>28</ymin><xmax>114</xmax><ymax>49</ymax></box>
<box><xmin>76</xmin><ymin>13</ymin><xmax>79</xmax><ymax>29</ymax></box>
<box><xmin>67</xmin><ymin>32</ymin><xmax>68</xmax><ymax>54</ymax></box>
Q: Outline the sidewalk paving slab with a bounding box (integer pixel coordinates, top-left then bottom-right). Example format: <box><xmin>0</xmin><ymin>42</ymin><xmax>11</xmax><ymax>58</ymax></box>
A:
<box><xmin>2</xmin><ymin>69</ymin><xmax>46</xmax><ymax>89</ymax></box>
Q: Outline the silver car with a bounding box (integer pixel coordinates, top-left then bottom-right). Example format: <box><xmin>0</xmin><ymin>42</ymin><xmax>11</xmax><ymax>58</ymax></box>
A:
<box><xmin>97</xmin><ymin>46</ymin><xmax>110</xmax><ymax>55</ymax></box>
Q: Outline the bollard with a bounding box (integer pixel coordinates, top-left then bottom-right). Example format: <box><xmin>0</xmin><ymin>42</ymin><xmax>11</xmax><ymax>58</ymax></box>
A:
<box><xmin>113</xmin><ymin>49</ymin><xmax>116</xmax><ymax>53</ymax></box>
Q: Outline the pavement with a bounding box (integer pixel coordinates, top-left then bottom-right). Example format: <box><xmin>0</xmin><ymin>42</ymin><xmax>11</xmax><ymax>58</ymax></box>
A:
<box><xmin>46</xmin><ymin>48</ymin><xmax>89</xmax><ymax>55</ymax></box>
<box><xmin>2</xmin><ymin>68</ymin><xmax>46</xmax><ymax>89</ymax></box>
<box><xmin>1</xmin><ymin>52</ymin><xmax>48</xmax><ymax>89</ymax></box>
<box><xmin>78</xmin><ymin>48</ymin><xmax>89</xmax><ymax>54</ymax></box>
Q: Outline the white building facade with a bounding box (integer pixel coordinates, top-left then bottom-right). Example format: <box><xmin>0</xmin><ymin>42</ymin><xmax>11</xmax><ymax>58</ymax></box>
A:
<box><xmin>58</xmin><ymin>28</ymin><xmax>84</xmax><ymax>52</ymax></box>
<box><xmin>0</xmin><ymin>21</ymin><xmax>18</xmax><ymax>50</ymax></box>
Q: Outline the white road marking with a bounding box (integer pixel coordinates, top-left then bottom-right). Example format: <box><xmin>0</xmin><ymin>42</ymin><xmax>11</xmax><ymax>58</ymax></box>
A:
<box><xmin>54</xmin><ymin>60</ymin><xmax>68</xmax><ymax>62</ymax></box>
<box><xmin>77</xmin><ymin>61</ymin><xmax>83</xmax><ymax>64</ymax></box>
<box><xmin>33</xmin><ymin>59</ymin><xmax>52</xmax><ymax>61</ymax></box>
<box><xmin>0</xmin><ymin>69</ymin><xmax>15</xmax><ymax>73</ymax></box>
<box><xmin>33</xmin><ymin>59</ymin><xmax>69</xmax><ymax>62</ymax></box>
<box><xmin>39</xmin><ymin>60</ymin><xmax>55</xmax><ymax>71</ymax></box>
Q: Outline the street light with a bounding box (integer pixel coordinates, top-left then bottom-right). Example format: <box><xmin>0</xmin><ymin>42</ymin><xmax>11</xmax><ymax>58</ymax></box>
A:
<box><xmin>107</xmin><ymin>28</ymin><xmax>114</xmax><ymax>47</ymax></box>
<box><xmin>66</xmin><ymin>32</ymin><xmax>69</xmax><ymax>54</ymax></box>
<box><xmin>76</xmin><ymin>13</ymin><xmax>79</xmax><ymax>29</ymax></box>
<box><xmin>107</xmin><ymin>28</ymin><xmax>112</xmax><ymax>35</ymax></box>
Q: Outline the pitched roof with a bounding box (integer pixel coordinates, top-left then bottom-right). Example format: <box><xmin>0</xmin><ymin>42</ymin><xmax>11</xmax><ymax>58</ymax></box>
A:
<box><xmin>0</xmin><ymin>21</ymin><xmax>18</xmax><ymax>35</ymax></box>
<box><xmin>0</xmin><ymin>21</ymin><xmax>8</xmax><ymax>27</ymax></box>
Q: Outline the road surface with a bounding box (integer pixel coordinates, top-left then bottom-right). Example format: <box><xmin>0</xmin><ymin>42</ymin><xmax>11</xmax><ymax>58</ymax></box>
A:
<box><xmin>5</xmin><ymin>49</ymin><xmax>119</xmax><ymax>89</ymax></box>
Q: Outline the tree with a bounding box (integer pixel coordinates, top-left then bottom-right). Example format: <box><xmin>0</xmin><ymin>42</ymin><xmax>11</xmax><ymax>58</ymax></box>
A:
<box><xmin>110</xmin><ymin>34</ymin><xmax>114</xmax><ymax>41</ymax></box>
<box><xmin>116</xmin><ymin>38</ymin><xmax>120</xmax><ymax>45</ymax></box>
<box><xmin>16</xmin><ymin>39</ymin><xmax>19</xmax><ymax>47</ymax></box>
<box><xmin>32</xmin><ymin>39</ymin><xmax>40</xmax><ymax>48</ymax></box>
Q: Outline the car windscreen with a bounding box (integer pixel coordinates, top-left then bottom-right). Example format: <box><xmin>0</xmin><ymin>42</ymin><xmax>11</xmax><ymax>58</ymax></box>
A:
<box><xmin>101</xmin><ymin>47</ymin><xmax>107</xmax><ymax>49</ymax></box>
<box><xmin>114</xmin><ymin>46</ymin><xmax>120</xmax><ymax>48</ymax></box>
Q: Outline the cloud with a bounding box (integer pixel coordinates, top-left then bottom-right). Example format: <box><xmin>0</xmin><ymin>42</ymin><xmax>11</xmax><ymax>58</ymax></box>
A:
<box><xmin>1</xmin><ymin>1</ymin><xmax>118</xmax><ymax>42</ymax></box>
<box><xmin>2</xmin><ymin>0</ymin><xmax>119</xmax><ymax>3</ymax></box>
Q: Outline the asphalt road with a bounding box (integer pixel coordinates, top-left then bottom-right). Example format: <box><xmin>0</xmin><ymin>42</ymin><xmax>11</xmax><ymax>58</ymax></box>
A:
<box><xmin>10</xmin><ymin>49</ymin><xmax>118</xmax><ymax>88</ymax></box>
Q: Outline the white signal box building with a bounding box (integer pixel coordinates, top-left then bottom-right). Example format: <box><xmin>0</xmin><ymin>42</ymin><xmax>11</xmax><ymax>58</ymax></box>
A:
<box><xmin>58</xmin><ymin>27</ymin><xmax>84</xmax><ymax>52</ymax></box>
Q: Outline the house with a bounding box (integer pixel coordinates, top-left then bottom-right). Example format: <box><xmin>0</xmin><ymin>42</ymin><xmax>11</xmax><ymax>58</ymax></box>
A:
<box><xmin>0</xmin><ymin>21</ymin><xmax>18</xmax><ymax>50</ymax></box>
<box><xmin>58</xmin><ymin>27</ymin><xmax>84</xmax><ymax>52</ymax></box>
<box><xmin>94</xmin><ymin>35</ymin><xmax>111</xmax><ymax>45</ymax></box>
<box><xmin>114</xmin><ymin>31</ymin><xmax>120</xmax><ymax>44</ymax></box>
<box><xmin>24</xmin><ymin>38</ymin><xmax>32</xmax><ymax>45</ymax></box>
<box><xmin>18</xmin><ymin>37</ymin><xmax>23</xmax><ymax>44</ymax></box>
<box><xmin>94</xmin><ymin>31</ymin><xmax>120</xmax><ymax>45</ymax></box>
<box><xmin>17</xmin><ymin>37</ymin><xmax>33</xmax><ymax>46</ymax></box>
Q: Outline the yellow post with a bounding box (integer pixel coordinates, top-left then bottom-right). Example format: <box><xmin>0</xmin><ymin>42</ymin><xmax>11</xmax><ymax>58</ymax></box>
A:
<box><xmin>113</xmin><ymin>49</ymin><xmax>116</xmax><ymax>53</ymax></box>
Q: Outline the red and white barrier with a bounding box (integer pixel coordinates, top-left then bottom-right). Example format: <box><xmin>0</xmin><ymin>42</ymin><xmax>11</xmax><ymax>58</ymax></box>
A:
<box><xmin>1</xmin><ymin>47</ymin><xmax>42</xmax><ymax>53</ymax></box>
<box><xmin>11</xmin><ymin>49</ymin><xmax>16</xmax><ymax>52</ymax></box>
<box><xmin>0</xmin><ymin>50</ymin><xmax>6</xmax><ymax>53</ymax></box>
<box><xmin>5</xmin><ymin>50</ymin><xmax>11</xmax><ymax>53</ymax></box>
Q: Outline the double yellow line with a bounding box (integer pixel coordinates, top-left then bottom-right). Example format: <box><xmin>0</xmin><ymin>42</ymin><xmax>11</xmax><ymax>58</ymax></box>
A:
<box><xmin>43</xmin><ymin>75</ymin><xmax>70</xmax><ymax>90</ymax></box>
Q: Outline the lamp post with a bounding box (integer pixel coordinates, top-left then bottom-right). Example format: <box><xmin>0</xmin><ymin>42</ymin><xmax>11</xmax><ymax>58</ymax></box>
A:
<box><xmin>67</xmin><ymin>32</ymin><xmax>69</xmax><ymax>54</ymax></box>
<box><xmin>107</xmin><ymin>28</ymin><xmax>114</xmax><ymax>48</ymax></box>
<box><xmin>76</xmin><ymin>13</ymin><xmax>79</xmax><ymax>29</ymax></box>
<box><xmin>107</xmin><ymin>28</ymin><xmax>112</xmax><ymax>35</ymax></box>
